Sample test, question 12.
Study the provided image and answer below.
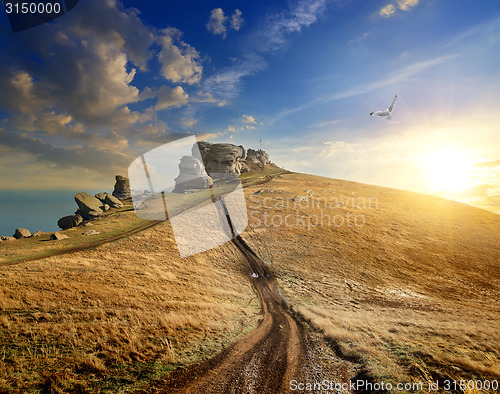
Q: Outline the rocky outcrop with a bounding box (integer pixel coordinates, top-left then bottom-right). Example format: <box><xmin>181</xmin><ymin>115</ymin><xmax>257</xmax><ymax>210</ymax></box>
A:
<box><xmin>112</xmin><ymin>175</ymin><xmax>131</xmax><ymax>200</ymax></box>
<box><xmin>14</xmin><ymin>228</ymin><xmax>31</xmax><ymax>239</ymax></box>
<box><xmin>173</xmin><ymin>156</ymin><xmax>213</xmax><ymax>193</ymax></box>
<box><xmin>58</xmin><ymin>214</ymin><xmax>83</xmax><ymax>230</ymax></box>
<box><xmin>195</xmin><ymin>141</ymin><xmax>269</xmax><ymax>176</ymax></box>
<box><xmin>246</xmin><ymin>148</ymin><xmax>270</xmax><ymax>165</ymax></box>
<box><xmin>75</xmin><ymin>192</ymin><xmax>104</xmax><ymax>220</ymax></box>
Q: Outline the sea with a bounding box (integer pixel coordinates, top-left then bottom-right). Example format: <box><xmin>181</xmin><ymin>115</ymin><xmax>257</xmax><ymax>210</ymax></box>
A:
<box><xmin>0</xmin><ymin>189</ymin><xmax>104</xmax><ymax>237</ymax></box>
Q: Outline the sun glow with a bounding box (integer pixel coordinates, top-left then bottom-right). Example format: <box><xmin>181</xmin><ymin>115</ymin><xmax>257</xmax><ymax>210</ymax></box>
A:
<box><xmin>421</xmin><ymin>148</ymin><xmax>474</xmax><ymax>193</ymax></box>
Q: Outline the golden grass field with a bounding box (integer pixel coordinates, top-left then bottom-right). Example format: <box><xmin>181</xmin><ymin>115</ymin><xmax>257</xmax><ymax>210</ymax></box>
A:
<box><xmin>243</xmin><ymin>172</ymin><xmax>500</xmax><ymax>387</ymax></box>
<box><xmin>0</xmin><ymin>217</ymin><xmax>260</xmax><ymax>392</ymax></box>
<box><xmin>1</xmin><ymin>168</ymin><xmax>499</xmax><ymax>392</ymax></box>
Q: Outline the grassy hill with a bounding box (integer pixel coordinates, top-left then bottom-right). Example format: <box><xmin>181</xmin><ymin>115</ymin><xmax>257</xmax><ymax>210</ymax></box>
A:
<box><xmin>242</xmin><ymin>172</ymin><xmax>500</xmax><ymax>385</ymax></box>
<box><xmin>0</xmin><ymin>168</ymin><xmax>498</xmax><ymax>391</ymax></box>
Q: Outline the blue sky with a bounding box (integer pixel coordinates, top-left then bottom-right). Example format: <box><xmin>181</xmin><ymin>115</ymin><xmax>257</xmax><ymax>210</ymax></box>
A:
<box><xmin>0</xmin><ymin>0</ymin><xmax>499</xmax><ymax>212</ymax></box>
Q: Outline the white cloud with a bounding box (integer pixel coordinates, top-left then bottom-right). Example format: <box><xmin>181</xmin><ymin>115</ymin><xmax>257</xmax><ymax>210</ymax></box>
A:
<box><xmin>203</xmin><ymin>0</ymin><xmax>326</xmax><ymax>102</ymax></box>
<box><xmin>379</xmin><ymin>0</ymin><xmax>419</xmax><ymax>18</ymax></box>
<box><xmin>241</xmin><ymin>114</ymin><xmax>256</xmax><ymax>124</ymax></box>
<box><xmin>397</xmin><ymin>0</ymin><xmax>419</xmax><ymax>11</ymax></box>
<box><xmin>206</xmin><ymin>8</ymin><xmax>227</xmax><ymax>38</ymax></box>
<box><xmin>156</xmin><ymin>86</ymin><xmax>188</xmax><ymax>110</ymax></box>
<box><xmin>231</xmin><ymin>9</ymin><xmax>244</xmax><ymax>31</ymax></box>
<box><xmin>181</xmin><ymin>118</ymin><xmax>199</xmax><ymax>128</ymax></box>
<box><xmin>158</xmin><ymin>28</ymin><xmax>202</xmax><ymax>84</ymax></box>
<box><xmin>379</xmin><ymin>4</ymin><xmax>396</xmax><ymax>18</ymax></box>
<box><xmin>207</xmin><ymin>8</ymin><xmax>245</xmax><ymax>39</ymax></box>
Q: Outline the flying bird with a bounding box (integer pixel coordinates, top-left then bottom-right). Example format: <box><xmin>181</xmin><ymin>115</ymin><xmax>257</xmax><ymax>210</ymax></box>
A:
<box><xmin>370</xmin><ymin>95</ymin><xmax>397</xmax><ymax>118</ymax></box>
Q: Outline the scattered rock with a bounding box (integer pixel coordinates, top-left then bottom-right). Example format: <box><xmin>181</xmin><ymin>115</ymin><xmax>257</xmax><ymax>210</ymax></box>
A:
<box><xmin>31</xmin><ymin>231</ymin><xmax>45</xmax><ymax>237</ymax></box>
<box><xmin>1</xmin><ymin>236</ymin><xmax>16</xmax><ymax>241</ymax></box>
<box><xmin>83</xmin><ymin>230</ymin><xmax>100</xmax><ymax>236</ymax></box>
<box><xmin>75</xmin><ymin>192</ymin><xmax>104</xmax><ymax>220</ymax></box>
<box><xmin>58</xmin><ymin>214</ymin><xmax>83</xmax><ymax>230</ymax></box>
<box><xmin>83</xmin><ymin>222</ymin><xmax>93</xmax><ymax>226</ymax></box>
<box><xmin>50</xmin><ymin>233</ymin><xmax>68</xmax><ymax>241</ymax></box>
<box><xmin>112</xmin><ymin>175</ymin><xmax>131</xmax><ymax>200</ymax></box>
<box><xmin>102</xmin><ymin>204</ymin><xmax>110</xmax><ymax>211</ymax></box>
<box><xmin>173</xmin><ymin>155</ymin><xmax>213</xmax><ymax>193</ymax></box>
<box><xmin>13</xmin><ymin>228</ymin><xmax>31</xmax><ymax>239</ymax></box>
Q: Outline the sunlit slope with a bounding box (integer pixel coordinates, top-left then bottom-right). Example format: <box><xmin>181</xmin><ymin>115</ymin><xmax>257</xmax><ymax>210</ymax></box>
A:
<box><xmin>242</xmin><ymin>172</ymin><xmax>500</xmax><ymax>383</ymax></box>
<box><xmin>0</xmin><ymin>219</ymin><xmax>259</xmax><ymax>392</ymax></box>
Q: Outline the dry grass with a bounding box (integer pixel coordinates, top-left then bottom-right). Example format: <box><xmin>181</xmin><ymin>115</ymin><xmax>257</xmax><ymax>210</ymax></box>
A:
<box><xmin>242</xmin><ymin>172</ymin><xmax>500</xmax><ymax>386</ymax></box>
<box><xmin>0</xmin><ymin>220</ymin><xmax>259</xmax><ymax>392</ymax></box>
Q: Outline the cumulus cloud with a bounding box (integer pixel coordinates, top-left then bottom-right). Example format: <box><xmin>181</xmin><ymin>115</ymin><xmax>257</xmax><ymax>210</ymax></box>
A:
<box><xmin>231</xmin><ymin>9</ymin><xmax>244</xmax><ymax>31</ymax></box>
<box><xmin>379</xmin><ymin>4</ymin><xmax>396</xmax><ymax>18</ymax></box>
<box><xmin>158</xmin><ymin>28</ymin><xmax>203</xmax><ymax>84</ymax></box>
<box><xmin>379</xmin><ymin>0</ymin><xmax>419</xmax><ymax>18</ymax></box>
<box><xmin>397</xmin><ymin>0</ymin><xmax>420</xmax><ymax>11</ymax></box>
<box><xmin>241</xmin><ymin>114</ymin><xmax>256</xmax><ymax>124</ymax></box>
<box><xmin>207</xmin><ymin>8</ymin><xmax>245</xmax><ymax>39</ymax></box>
<box><xmin>156</xmin><ymin>86</ymin><xmax>189</xmax><ymax>111</ymax></box>
<box><xmin>207</xmin><ymin>8</ymin><xmax>227</xmax><ymax>38</ymax></box>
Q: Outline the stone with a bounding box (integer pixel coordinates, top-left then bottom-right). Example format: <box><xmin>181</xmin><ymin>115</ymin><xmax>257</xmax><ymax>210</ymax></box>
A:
<box><xmin>31</xmin><ymin>231</ymin><xmax>45</xmax><ymax>237</ymax></box>
<box><xmin>112</xmin><ymin>175</ymin><xmax>131</xmax><ymax>200</ymax></box>
<box><xmin>83</xmin><ymin>230</ymin><xmax>100</xmax><ymax>236</ymax></box>
<box><xmin>102</xmin><ymin>204</ymin><xmax>110</xmax><ymax>211</ymax></box>
<box><xmin>95</xmin><ymin>192</ymin><xmax>123</xmax><ymax>208</ymax></box>
<box><xmin>75</xmin><ymin>193</ymin><xmax>103</xmax><ymax>220</ymax></box>
<box><xmin>173</xmin><ymin>155</ymin><xmax>213</xmax><ymax>193</ymax></box>
<box><xmin>1</xmin><ymin>236</ymin><xmax>16</xmax><ymax>241</ymax></box>
<box><xmin>50</xmin><ymin>232</ymin><xmax>68</xmax><ymax>240</ymax></box>
<box><xmin>13</xmin><ymin>228</ymin><xmax>31</xmax><ymax>239</ymax></box>
<box><xmin>58</xmin><ymin>214</ymin><xmax>83</xmax><ymax>230</ymax></box>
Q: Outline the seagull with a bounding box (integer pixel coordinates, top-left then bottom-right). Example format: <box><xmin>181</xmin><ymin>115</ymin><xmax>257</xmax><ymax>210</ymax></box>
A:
<box><xmin>370</xmin><ymin>95</ymin><xmax>397</xmax><ymax>118</ymax></box>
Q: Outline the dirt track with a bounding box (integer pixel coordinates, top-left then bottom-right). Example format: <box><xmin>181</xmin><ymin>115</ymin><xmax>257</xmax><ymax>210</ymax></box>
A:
<box><xmin>148</xmin><ymin>234</ymin><xmax>308</xmax><ymax>393</ymax></box>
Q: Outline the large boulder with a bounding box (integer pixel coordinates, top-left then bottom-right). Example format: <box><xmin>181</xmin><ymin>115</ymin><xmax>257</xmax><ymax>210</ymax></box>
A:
<box><xmin>50</xmin><ymin>232</ymin><xmax>68</xmax><ymax>241</ymax></box>
<box><xmin>58</xmin><ymin>214</ymin><xmax>83</xmax><ymax>230</ymax></box>
<box><xmin>112</xmin><ymin>175</ymin><xmax>131</xmax><ymax>200</ymax></box>
<box><xmin>95</xmin><ymin>192</ymin><xmax>123</xmax><ymax>208</ymax></box>
<box><xmin>13</xmin><ymin>228</ymin><xmax>31</xmax><ymax>239</ymax></box>
<box><xmin>75</xmin><ymin>193</ymin><xmax>103</xmax><ymax>220</ymax></box>
<box><xmin>173</xmin><ymin>156</ymin><xmax>213</xmax><ymax>193</ymax></box>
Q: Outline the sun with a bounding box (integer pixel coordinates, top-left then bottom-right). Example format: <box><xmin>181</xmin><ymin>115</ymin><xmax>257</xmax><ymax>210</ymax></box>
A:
<box><xmin>421</xmin><ymin>148</ymin><xmax>473</xmax><ymax>194</ymax></box>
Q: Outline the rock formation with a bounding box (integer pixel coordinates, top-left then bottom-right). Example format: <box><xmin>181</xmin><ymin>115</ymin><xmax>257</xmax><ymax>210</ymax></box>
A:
<box><xmin>194</xmin><ymin>141</ymin><xmax>269</xmax><ymax>176</ymax></box>
<box><xmin>75</xmin><ymin>193</ymin><xmax>104</xmax><ymax>220</ymax></box>
<box><xmin>95</xmin><ymin>192</ymin><xmax>123</xmax><ymax>208</ymax></box>
<box><xmin>246</xmin><ymin>148</ymin><xmax>270</xmax><ymax>165</ymax></box>
<box><xmin>58</xmin><ymin>214</ymin><xmax>83</xmax><ymax>230</ymax></box>
<box><xmin>14</xmin><ymin>228</ymin><xmax>31</xmax><ymax>239</ymax></box>
<box><xmin>112</xmin><ymin>175</ymin><xmax>131</xmax><ymax>200</ymax></box>
<box><xmin>173</xmin><ymin>156</ymin><xmax>213</xmax><ymax>193</ymax></box>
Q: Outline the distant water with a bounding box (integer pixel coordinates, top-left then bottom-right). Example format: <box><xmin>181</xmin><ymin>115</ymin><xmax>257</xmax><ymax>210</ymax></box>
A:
<box><xmin>0</xmin><ymin>190</ymin><xmax>104</xmax><ymax>237</ymax></box>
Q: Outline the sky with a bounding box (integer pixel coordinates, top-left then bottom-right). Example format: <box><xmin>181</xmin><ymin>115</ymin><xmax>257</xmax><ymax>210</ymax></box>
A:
<box><xmin>0</xmin><ymin>0</ymin><xmax>499</xmax><ymax>213</ymax></box>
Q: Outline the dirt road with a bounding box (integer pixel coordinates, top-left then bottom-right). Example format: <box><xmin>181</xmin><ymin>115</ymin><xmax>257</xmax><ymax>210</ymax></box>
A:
<box><xmin>149</xmin><ymin>234</ymin><xmax>307</xmax><ymax>393</ymax></box>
